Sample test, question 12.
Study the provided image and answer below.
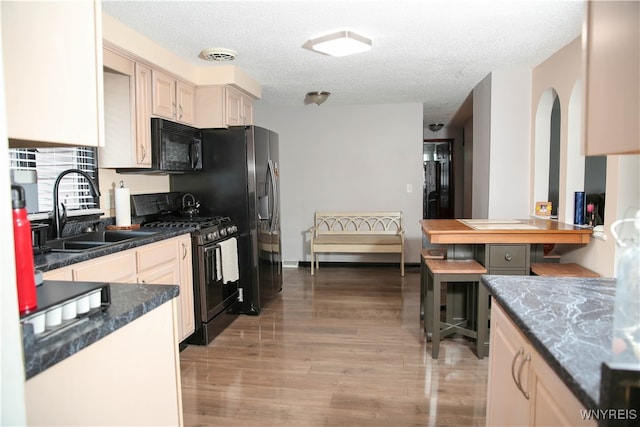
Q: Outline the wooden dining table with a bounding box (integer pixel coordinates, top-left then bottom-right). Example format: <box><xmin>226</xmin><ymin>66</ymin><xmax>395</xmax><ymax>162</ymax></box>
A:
<box><xmin>419</xmin><ymin>218</ymin><xmax>592</xmax><ymax>357</ymax></box>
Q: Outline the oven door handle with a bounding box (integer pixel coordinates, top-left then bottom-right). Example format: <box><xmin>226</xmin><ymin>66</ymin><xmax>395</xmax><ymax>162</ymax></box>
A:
<box><xmin>205</xmin><ymin>244</ymin><xmax>222</xmax><ymax>282</ymax></box>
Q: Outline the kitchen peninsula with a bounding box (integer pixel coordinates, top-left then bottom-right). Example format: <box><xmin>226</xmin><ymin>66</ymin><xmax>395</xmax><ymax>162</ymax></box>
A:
<box><xmin>483</xmin><ymin>275</ymin><xmax>616</xmax><ymax>426</ymax></box>
<box><xmin>420</xmin><ymin>218</ymin><xmax>592</xmax><ymax>245</ymax></box>
<box><xmin>23</xmin><ymin>281</ymin><xmax>183</xmax><ymax>426</ymax></box>
<box><xmin>420</xmin><ymin>218</ymin><xmax>595</xmax><ymax>359</ymax></box>
<box><xmin>420</xmin><ymin>218</ymin><xmax>593</xmax><ymax>273</ymax></box>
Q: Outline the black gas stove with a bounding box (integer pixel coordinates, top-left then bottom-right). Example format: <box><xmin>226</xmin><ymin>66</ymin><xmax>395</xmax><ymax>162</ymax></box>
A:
<box><xmin>143</xmin><ymin>215</ymin><xmax>238</xmax><ymax>245</ymax></box>
<box><xmin>131</xmin><ymin>192</ymin><xmax>238</xmax><ymax>245</ymax></box>
<box><xmin>132</xmin><ymin>192</ymin><xmax>241</xmax><ymax>346</ymax></box>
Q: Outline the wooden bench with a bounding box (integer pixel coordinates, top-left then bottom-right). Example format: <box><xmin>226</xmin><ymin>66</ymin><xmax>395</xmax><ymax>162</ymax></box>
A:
<box><xmin>530</xmin><ymin>262</ymin><xmax>600</xmax><ymax>277</ymax></box>
<box><xmin>309</xmin><ymin>211</ymin><xmax>405</xmax><ymax>276</ymax></box>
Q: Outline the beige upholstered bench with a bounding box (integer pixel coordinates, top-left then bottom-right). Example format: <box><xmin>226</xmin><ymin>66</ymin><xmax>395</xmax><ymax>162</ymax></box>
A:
<box><xmin>309</xmin><ymin>211</ymin><xmax>405</xmax><ymax>276</ymax></box>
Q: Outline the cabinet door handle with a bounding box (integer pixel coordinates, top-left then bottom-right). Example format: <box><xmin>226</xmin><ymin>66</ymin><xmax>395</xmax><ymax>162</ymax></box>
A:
<box><xmin>179</xmin><ymin>105</ymin><xmax>183</xmax><ymax>120</ymax></box>
<box><xmin>181</xmin><ymin>243</ymin><xmax>187</xmax><ymax>260</ymax></box>
<box><xmin>140</xmin><ymin>145</ymin><xmax>147</xmax><ymax>162</ymax></box>
<box><xmin>511</xmin><ymin>347</ymin><xmax>524</xmax><ymax>390</ymax></box>
<box><xmin>505</xmin><ymin>253</ymin><xmax>512</xmax><ymax>261</ymax></box>
<box><xmin>517</xmin><ymin>354</ymin><xmax>531</xmax><ymax>400</ymax></box>
<box><xmin>172</xmin><ymin>102</ymin><xmax>177</xmax><ymax>118</ymax></box>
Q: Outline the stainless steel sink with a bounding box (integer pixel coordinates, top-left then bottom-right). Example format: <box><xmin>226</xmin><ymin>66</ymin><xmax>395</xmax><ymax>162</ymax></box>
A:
<box><xmin>48</xmin><ymin>229</ymin><xmax>160</xmax><ymax>252</ymax></box>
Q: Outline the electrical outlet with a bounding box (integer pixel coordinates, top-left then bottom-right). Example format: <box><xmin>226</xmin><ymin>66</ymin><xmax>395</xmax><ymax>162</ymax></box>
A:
<box><xmin>406</xmin><ymin>184</ymin><xmax>413</xmax><ymax>193</ymax></box>
<box><xmin>238</xmin><ymin>288</ymin><xmax>243</xmax><ymax>302</ymax></box>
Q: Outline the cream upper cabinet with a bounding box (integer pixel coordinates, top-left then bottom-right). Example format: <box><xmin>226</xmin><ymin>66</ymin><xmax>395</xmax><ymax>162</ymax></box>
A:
<box><xmin>583</xmin><ymin>0</ymin><xmax>640</xmax><ymax>155</ymax></box>
<box><xmin>99</xmin><ymin>47</ymin><xmax>153</xmax><ymax>169</ymax></box>
<box><xmin>177</xmin><ymin>81</ymin><xmax>196</xmax><ymax>125</ymax></box>
<box><xmin>152</xmin><ymin>69</ymin><xmax>195</xmax><ymax>125</ymax></box>
<box><xmin>486</xmin><ymin>302</ymin><xmax>596</xmax><ymax>427</ymax></box>
<box><xmin>134</xmin><ymin>63</ymin><xmax>153</xmax><ymax>166</ymax></box>
<box><xmin>226</xmin><ymin>85</ymin><xmax>254</xmax><ymax>126</ymax></box>
<box><xmin>2</xmin><ymin>0</ymin><xmax>103</xmax><ymax>147</ymax></box>
<box><xmin>100</xmin><ymin>47</ymin><xmax>149</xmax><ymax>168</ymax></box>
<box><xmin>195</xmin><ymin>85</ymin><xmax>255</xmax><ymax>128</ymax></box>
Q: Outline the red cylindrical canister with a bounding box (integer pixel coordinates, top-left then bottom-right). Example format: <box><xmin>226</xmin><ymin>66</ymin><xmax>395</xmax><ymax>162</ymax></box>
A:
<box><xmin>12</xmin><ymin>185</ymin><xmax>37</xmax><ymax>314</ymax></box>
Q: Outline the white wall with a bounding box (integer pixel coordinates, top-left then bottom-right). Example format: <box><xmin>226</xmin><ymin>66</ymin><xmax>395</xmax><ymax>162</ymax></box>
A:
<box><xmin>472</xmin><ymin>70</ymin><xmax>531</xmax><ymax>219</ymax></box>
<box><xmin>254</xmin><ymin>102</ymin><xmax>424</xmax><ymax>265</ymax></box>
<box><xmin>488</xmin><ymin>68</ymin><xmax>531</xmax><ymax>218</ymax></box>
<box><xmin>472</xmin><ymin>74</ymin><xmax>492</xmax><ymax>218</ymax></box>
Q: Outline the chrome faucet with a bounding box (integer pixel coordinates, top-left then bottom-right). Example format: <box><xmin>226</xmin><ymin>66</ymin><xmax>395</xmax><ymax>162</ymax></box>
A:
<box><xmin>52</xmin><ymin>169</ymin><xmax>100</xmax><ymax>239</ymax></box>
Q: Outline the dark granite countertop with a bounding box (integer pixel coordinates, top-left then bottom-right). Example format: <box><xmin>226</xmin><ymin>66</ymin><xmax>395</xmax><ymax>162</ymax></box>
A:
<box><xmin>34</xmin><ymin>227</ymin><xmax>192</xmax><ymax>272</ymax></box>
<box><xmin>22</xmin><ymin>281</ymin><xmax>179</xmax><ymax>379</ymax></box>
<box><xmin>482</xmin><ymin>275</ymin><xmax>616</xmax><ymax>410</ymax></box>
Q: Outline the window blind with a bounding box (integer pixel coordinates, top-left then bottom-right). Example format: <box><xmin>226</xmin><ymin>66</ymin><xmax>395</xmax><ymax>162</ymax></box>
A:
<box><xmin>9</xmin><ymin>148</ymin><xmax>99</xmax><ymax>213</ymax></box>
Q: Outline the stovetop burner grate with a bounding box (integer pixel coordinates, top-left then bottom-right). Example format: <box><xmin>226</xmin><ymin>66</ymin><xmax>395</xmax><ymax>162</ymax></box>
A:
<box><xmin>143</xmin><ymin>216</ymin><xmax>232</xmax><ymax>230</ymax></box>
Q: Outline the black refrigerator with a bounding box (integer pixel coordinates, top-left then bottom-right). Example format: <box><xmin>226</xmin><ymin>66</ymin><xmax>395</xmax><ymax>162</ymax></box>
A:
<box><xmin>171</xmin><ymin>126</ymin><xmax>282</xmax><ymax>314</ymax></box>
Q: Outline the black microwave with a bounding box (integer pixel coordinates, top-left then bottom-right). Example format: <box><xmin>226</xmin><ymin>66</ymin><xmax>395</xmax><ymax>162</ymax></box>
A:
<box><xmin>117</xmin><ymin>118</ymin><xmax>202</xmax><ymax>174</ymax></box>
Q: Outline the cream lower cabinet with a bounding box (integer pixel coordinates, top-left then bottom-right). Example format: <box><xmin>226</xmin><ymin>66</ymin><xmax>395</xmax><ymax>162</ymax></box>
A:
<box><xmin>137</xmin><ymin>235</ymin><xmax>195</xmax><ymax>341</ymax></box>
<box><xmin>176</xmin><ymin>237</ymin><xmax>195</xmax><ymax>340</ymax></box>
<box><xmin>486</xmin><ymin>302</ymin><xmax>596</xmax><ymax>427</ymax></box>
<box><xmin>25</xmin><ymin>300</ymin><xmax>182</xmax><ymax>426</ymax></box>
<box><xmin>42</xmin><ymin>235</ymin><xmax>194</xmax><ymax>342</ymax></box>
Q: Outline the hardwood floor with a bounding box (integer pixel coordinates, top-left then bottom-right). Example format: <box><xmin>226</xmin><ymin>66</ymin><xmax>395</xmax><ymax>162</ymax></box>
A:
<box><xmin>180</xmin><ymin>266</ymin><xmax>488</xmax><ymax>426</ymax></box>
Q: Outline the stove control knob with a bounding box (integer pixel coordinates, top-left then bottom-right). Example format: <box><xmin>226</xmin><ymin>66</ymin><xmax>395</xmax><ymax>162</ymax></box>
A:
<box><xmin>220</xmin><ymin>228</ymin><xmax>227</xmax><ymax>237</ymax></box>
<box><xmin>206</xmin><ymin>232</ymin><xmax>214</xmax><ymax>241</ymax></box>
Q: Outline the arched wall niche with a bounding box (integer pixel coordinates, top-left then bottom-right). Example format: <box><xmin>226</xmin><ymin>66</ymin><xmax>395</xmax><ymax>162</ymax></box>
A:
<box><xmin>564</xmin><ymin>80</ymin><xmax>585</xmax><ymax>223</ymax></box>
<box><xmin>533</xmin><ymin>88</ymin><xmax>558</xmax><ymax>212</ymax></box>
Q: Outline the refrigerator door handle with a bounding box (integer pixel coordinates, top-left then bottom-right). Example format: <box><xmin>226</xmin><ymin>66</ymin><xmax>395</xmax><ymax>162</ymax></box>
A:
<box><xmin>267</xmin><ymin>159</ymin><xmax>277</xmax><ymax>232</ymax></box>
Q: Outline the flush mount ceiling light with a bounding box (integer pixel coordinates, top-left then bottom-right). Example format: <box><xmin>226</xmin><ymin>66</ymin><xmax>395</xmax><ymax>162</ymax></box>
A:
<box><xmin>428</xmin><ymin>123</ymin><xmax>444</xmax><ymax>133</ymax></box>
<box><xmin>303</xmin><ymin>31</ymin><xmax>372</xmax><ymax>57</ymax></box>
<box><xmin>305</xmin><ymin>91</ymin><xmax>331</xmax><ymax>106</ymax></box>
<box><xmin>200</xmin><ymin>47</ymin><xmax>237</xmax><ymax>62</ymax></box>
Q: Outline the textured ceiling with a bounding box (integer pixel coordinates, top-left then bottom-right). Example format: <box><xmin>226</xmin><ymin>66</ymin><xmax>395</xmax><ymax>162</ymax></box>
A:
<box><xmin>102</xmin><ymin>0</ymin><xmax>584</xmax><ymax>126</ymax></box>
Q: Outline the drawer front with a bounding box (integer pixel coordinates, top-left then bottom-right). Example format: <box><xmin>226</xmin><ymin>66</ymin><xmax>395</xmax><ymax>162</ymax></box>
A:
<box><xmin>489</xmin><ymin>269</ymin><xmax>529</xmax><ymax>276</ymax></box>
<box><xmin>488</xmin><ymin>244</ymin><xmax>528</xmax><ymax>269</ymax></box>
<box><xmin>73</xmin><ymin>251</ymin><xmax>136</xmax><ymax>283</ymax></box>
<box><xmin>136</xmin><ymin>239</ymin><xmax>177</xmax><ymax>273</ymax></box>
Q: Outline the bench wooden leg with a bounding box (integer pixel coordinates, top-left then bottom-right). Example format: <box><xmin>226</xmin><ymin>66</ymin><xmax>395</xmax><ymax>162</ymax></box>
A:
<box><xmin>311</xmin><ymin>251</ymin><xmax>315</xmax><ymax>275</ymax></box>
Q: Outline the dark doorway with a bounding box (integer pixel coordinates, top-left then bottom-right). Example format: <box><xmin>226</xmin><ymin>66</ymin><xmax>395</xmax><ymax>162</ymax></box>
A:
<box><xmin>423</xmin><ymin>139</ymin><xmax>453</xmax><ymax>219</ymax></box>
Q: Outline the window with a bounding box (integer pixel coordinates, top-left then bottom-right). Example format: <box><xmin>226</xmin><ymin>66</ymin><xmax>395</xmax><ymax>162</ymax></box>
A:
<box><xmin>9</xmin><ymin>147</ymin><xmax>99</xmax><ymax>214</ymax></box>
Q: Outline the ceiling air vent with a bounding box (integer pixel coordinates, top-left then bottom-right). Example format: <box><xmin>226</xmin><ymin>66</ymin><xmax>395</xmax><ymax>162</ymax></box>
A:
<box><xmin>200</xmin><ymin>48</ymin><xmax>237</xmax><ymax>62</ymax></box>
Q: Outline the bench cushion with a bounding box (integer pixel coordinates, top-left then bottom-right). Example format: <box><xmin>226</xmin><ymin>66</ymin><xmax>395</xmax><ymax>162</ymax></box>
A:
<box><xmin>314</xmin><ymin>234</ymin><xmax>401</xmax><ymax>245</ymax></box>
